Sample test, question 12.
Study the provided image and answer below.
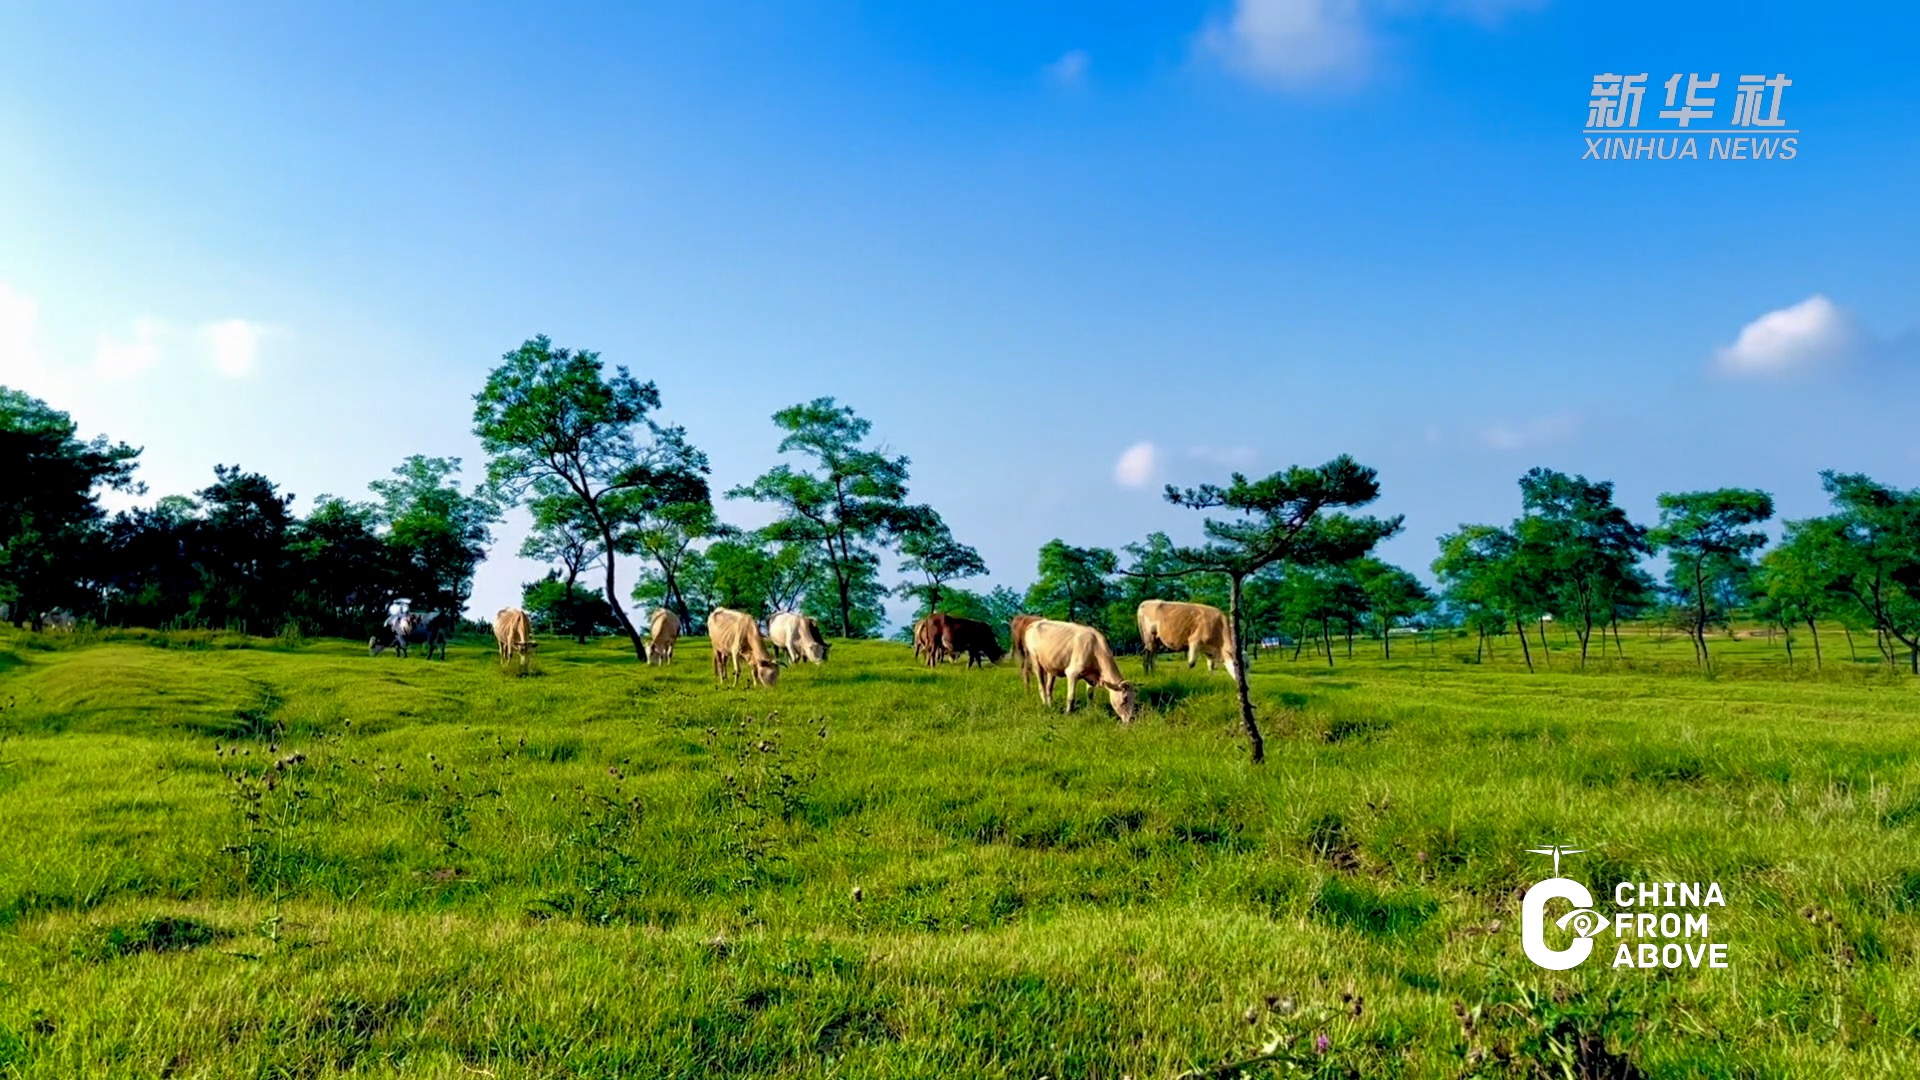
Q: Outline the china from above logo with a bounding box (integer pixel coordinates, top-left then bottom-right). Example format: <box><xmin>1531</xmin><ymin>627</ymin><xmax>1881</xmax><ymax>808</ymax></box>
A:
<box><xmin>1519</xmin><ymin>845</ymin><xmax>1731</xmax><ymax>971</ymax></box>
<box><xmin>1583</xmin><ymin>72</ymin><xmax>1796</xmax><ymax>161</ymax></box>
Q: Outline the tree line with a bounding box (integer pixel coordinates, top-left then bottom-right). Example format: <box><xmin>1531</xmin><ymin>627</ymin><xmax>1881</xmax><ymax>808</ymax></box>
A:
<box><xmin>6</xmin><ymin>335</ymin><xmax>1918</xmax><ymax>684</ymax></box>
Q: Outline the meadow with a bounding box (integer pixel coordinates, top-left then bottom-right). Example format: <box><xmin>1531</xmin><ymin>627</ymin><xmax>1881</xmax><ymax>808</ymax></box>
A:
<box><xmin>0</xmin><ymin>625</ymin><xmax>1916</xmax><ymax>1078</ymax></box>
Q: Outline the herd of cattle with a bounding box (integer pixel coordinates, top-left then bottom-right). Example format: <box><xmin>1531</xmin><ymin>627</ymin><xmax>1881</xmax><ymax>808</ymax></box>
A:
<box><xmin>362</xmin><ymin>599</ymin><xmax>1241</xmax><ymax>724</ymax></box>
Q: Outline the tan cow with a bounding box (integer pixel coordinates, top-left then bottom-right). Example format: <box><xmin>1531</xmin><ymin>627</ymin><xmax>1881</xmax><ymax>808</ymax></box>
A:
<box><xmin>1137</xmin><ymin>599</ymin><xmax>1239</xmax><ymax>680</ymax></box>
<box><xmin>911</xmin><ymin>617</ymin><xmax>940</xmax><ymax>666</ymax></box>
<box><xmin>768</xmin><ymin>611</ymin><xmax>829</xmax><ymax>664</ymax></box>
<box><xmin>493</xmin><ymin>607</ymin><xmax>536</xmax><ymax>674</ymax></box>
<box><xmin>709</xmin><ymin>607</ymin><xmax>780</xmax><ymax>688</ymax></box>
<box><xmin>647</xmin><ymin>608</ymin><xmax>681</xmax><ymax>665</ymax></box>
<box><xmin>1020</xmin><ymin>618</ymin><xmax>1139</xmax><ymax>723</ymax></box>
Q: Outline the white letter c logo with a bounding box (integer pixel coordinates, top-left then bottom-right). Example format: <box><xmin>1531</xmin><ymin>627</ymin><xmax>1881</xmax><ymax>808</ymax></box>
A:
<box><xmin>1523</xmin><ymin>877</ymin><xmax>1596</xmax><ymax>970</ymax></box>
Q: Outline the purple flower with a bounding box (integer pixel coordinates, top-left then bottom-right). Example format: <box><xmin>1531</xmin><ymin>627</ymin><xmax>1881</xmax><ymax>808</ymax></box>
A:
<box><xmin>1315</xmin><ymin>1033</ymin><xmax>1331</xmax><ymax>1054</ymax></box>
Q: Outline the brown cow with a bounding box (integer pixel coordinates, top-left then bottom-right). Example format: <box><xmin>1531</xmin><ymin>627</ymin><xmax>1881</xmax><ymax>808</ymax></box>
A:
<box><xmin>647</xmin><ymin>608</ymin><xmax>681</xmax><ymax>665</ymax></box>
<box><xmin>929</xmin><ymin>613</ymin><xmax>1004</xmax><ymax>668</ymax></box>
<box><xmin>1009</xmin><ymin>613</ymin><xmax>1043</xmax><ymax>686</ymax></box>
<box><xmin>1137</xmin><ymin>599</ymin><xmax>1239</xmax><ymax>679</ymax></box>
<box><xmin>912</xmin><ymin>616</ymin><xmax>945</xmax><ymax>666</ymax></box>
<box><xmin>768</xmin><ymin>611</ymin><xmax>829</xmax><ymax>664</ymax></box>
<box><xmin>709</xmin><ymin>607</ymin><xmax>780</xmax><ymax>688</ymax></box>
<box><xmin>1020</xmin><ymin>618</ymin><xmax>1139</xmax><ymax>723</ymax></box>
<box><xmin>493</xmin><ymin>607</ymin><xmax>536</xmax><ymax>674</ymax></box>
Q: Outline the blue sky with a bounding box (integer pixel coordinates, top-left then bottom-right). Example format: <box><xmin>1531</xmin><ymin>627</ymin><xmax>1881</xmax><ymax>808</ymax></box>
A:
<box><xmin>2</xmin><ymin>1</ymin><xmax>1915</xmax><ymax>624</ymax></box>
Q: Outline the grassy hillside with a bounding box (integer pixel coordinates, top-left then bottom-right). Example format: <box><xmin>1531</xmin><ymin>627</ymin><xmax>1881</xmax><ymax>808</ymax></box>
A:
<box><xmin>0</xmin><ymin>626</ymin><xmax>1916</xmax><ymax>1078</ymax></box>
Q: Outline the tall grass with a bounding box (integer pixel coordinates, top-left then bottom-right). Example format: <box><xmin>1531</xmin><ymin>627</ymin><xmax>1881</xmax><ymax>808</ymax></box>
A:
<box><xmin>0</xmin><ymin>626</ymin><xmax>1914</xmax><ymax>1077</ymax></box>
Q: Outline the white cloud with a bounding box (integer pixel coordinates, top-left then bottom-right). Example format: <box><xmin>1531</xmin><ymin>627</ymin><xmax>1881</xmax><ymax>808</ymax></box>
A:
<box><xmin>1044</xmin><ymin>49</ymin><xmax>1091</xmax><ymax>88</ymax></box>
<box><xmin>0</xmin><ymin>283</ymin><xmax>42</xmax><ymax>382</ymax></box>
<box><xmin>1195</xmin><ymin>0</ymin><xmax>1544</xmax><ymax>90</ymax></box>
<box><xmin>1480</xmin><ymin>411</ymin><xmax>1578</xmax><ymax>451</ymax></box>
<box><xmin>1714</xmin><ymin>294</ymin><xmax>1861</xmax><ymax>377</ymax></box>
<box><xmin>1198</xmin><ymin>0</ymin><xmax>1372</xmax><ymax>90</ymax></box>
<box><xmin>94</xmin><ymin>317</ymin><xmax>166</xmax><ymax>380</ymax></box>
<box><xmin>204</xmin><ymin>318</ymin><xmax>269</xmax><ymax>377</ymax></box>
<box><xmin>1114</xmin><ymin>441</ymin><xmax>1160</xmax><ymax>487</ymax></box>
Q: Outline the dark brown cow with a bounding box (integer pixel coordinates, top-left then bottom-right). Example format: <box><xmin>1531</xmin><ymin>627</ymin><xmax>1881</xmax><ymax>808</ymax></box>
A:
<box><xmin>929</xmin><ymin>613</ymin><xmax>1005</xmax><ymax>668</ymax></box>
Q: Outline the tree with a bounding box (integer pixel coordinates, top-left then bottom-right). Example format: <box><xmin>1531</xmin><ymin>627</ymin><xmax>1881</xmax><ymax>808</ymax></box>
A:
<box><xmin>472</xmin><ymin>335</ymin><xmax>708</xmax><ymax>660</ymax></box>
<box><xmin>1024</xmin><ymin>540</ymin><xmax>1116</xmax><ymax>624</ymax></box>
<box><xmin>896</xmin><ymin>513</ymin><xmax>987</xmax><ymax>615</ymax></box>
<box><xmin>1816</xmin><ymin>471</ymin><xmax>1920</xmax><ymax>674</ymax></box>
<box><xmin>730</xmin><ymin>398</ymin><xmax>931</xmax><ymax>638</ymax></box>
<box><xmin>1434</xmin><ymin>524</ymin><xmax>1529</xmax><ymax>667</ymax></box>
<box><xmin>522</xmin><ymin>570</ymin><xmax>618</xmax><ymax>641</ymax></box>
<box><xmin>190</xmin><ymin>466</ymin><xmax>297</xmax><ymax>632</ymax></box>
<box><xmin>287</xmin><ymin>497</ymin><xmax>398</xmax><ymax>635</ymax></box>
<box><xmin>1159</xmin><ymin>456</ymin><xmax>1402</xmax><ymax>763</ymax></box>
<box><xmin>518</xmin><ymin>478</ymin><xmax>606</xmax><ymax>641</ymax></box>
<box><xmin>368</xmin><ymin>455</ymin><xmax>500</xmax><ymax>613</ymax></box>
<box><xmin>1648</xmin><ymin>488</ymin><xmax>1774</xmax><ymax>669</ymax></box>
<box><xmin>1757</xmin><ymin>517</ymin><xmax>1845</xmax><ymax>669</ymax></box>
<box><xmin>1513</xmin><ymin>468</ymin><xmax>1650</xmax><ymax>665</ymax></box>
<box><xmin>1351</xmin><ymin>557</ymin><xmax>1433</xmax><ymax>658</ymax></box>
<box><xmin>610</xmin><ymin>425</ymin><xmax>719</xmax><ymax>622</ymax></box>
<box><xmin>0</xmin><ymin>388</ymin><xmax>142</xmax><ymax>625</ymax></box>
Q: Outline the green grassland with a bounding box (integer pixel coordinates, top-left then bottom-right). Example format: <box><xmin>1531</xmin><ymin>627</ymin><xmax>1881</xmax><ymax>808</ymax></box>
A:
<box><xmin>0</xmin><ymin>625</ymin><xmax>1916</xmax><ymax>1078</ymax></box>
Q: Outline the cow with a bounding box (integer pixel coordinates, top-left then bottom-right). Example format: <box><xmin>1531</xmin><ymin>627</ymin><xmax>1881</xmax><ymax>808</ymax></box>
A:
<box><xmin>928</xmin><ymin>613</ymin><xmax>1003</xmax><ymax>668</ymax></box>
<box><xmin>493</xmin><ymin>607</ymin><xmax>536</xmax><ymax>674</ymax></box>
<box><xmin>370</xmin><ymin>610</ymin><xmax>451</xmax><ymax>659</ymax></box>
<box><xmin>1009</xmin><ymin>613</ymin><xmax>1043</xmax><ymax>686</ymax></box>
<box><xmin>647</xmin><ymin>608</ymin><xmax>681</xmax><ymax>665</ymax></box>
<box><xmin>1137</xmin><ymin>599</ymin><xmax>1240</xmax><ymax>680</ymax></box>
<box><xmin>44</xmin><ymin>609</ymin><xmax>76</xmax><ymax>633</ymax></box>
<box><xmin>709</xmin><ymin>607</ymin><xmax>779</xmax><ymax>688</ymax></box>
<box><xmin>768</xmin><ymin>611</ymin><xmax>829</xmax><ymax>664</ymax></box>
<box><xmin>1019</xmin><ymin>618</ymin><xmax>1139</xmax><ymax>724</ymax></box>
<box><xmin>913</xmin><ymin>618</ymin><xmax>944</xmax><ymax>661</ymax></box>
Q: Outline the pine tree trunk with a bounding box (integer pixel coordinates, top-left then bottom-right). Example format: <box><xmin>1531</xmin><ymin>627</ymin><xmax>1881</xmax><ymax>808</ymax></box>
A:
<box><xmin>1228</xmin><ymin>574</ymin><xmax>1264</xmax><ymax>765</ymax></box>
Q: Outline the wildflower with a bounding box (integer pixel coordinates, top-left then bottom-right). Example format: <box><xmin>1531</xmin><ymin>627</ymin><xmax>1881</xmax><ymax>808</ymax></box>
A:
<box><xmin>1314</xmin><ymin>1033</ymin><xmax>1330</xmax><ymax>1054</ymax></box>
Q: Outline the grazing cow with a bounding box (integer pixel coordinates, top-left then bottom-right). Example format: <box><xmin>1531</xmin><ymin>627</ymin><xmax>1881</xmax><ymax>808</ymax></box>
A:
<box><xmin>493</xmin><ymin>607</ymin><xmax>536</xmax><ymax>673</ymax></box>
<box><xmin>709</xmin><ymin>607</ymin><xmax>780</xmax><ymax>688</ymax></box>
<box><xmin>370</xmin><ymin>610</ymin><xmax>451</xmax><ymax>659</ymax></box>
<box><xmin>768</xmin><ymin>611</ymin><xmax>829</xmax><ymax>664</ymax></box>
<box><xmin>1009</xmin><ymin>614</ymin><xmax>1043</xmax><ymax>686</ymax></box>
<box><xmin>911</xmin><ymin>617</ymin><xmax>937</xmax><ymax>665</ymax></box>
<box><xmin>647</xmin><ymin>608</ymin><xmax>681</xmax><ymax>665</ymax></box>
<box><xmin>44</xmin><ymin>609</ymin><xmax>76</xmax><ymax>633</ymax></box>
<box><xmin>1020</xmin><ymin>618</ymin><xmax>1140</xmax><ymax>724</ymax></box>
<box><xmin>1137</xmin><ymin>599</ymin><xmax>1240</xmax><ymax>680</ymax></box>
<box><xmin>928</xmin><ymin>613</ymin><xmax>1004</xmax><ymax>668</ymax></box>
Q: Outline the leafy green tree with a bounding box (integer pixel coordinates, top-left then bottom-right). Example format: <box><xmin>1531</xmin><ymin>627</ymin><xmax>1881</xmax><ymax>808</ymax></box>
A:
<box><xmin>1159</xmin><ymin>456</ymin><xmax>1402</xmax><ymax>763</ymax></box>
<box><xmin>472</xmin><ymin>335</ymin><xmax>709</xmax><ymax>659</ymax></box>
<box><xmin>99</xmin><ymin>495</ymin><xmax>201</xmax><ymax>627</ymax></box>
<box><xmin>522</xmin><ymin>570</ymin><xmax>618</xmax><ymax>641</ymax></box>
<box><xmin>1513</xmin><ymin>468</ymin><xmax>1650</xmax><ymax>665</ymax></box>
<box><xmin>800</xmin><ymin>547</ymin><xmax>888</xmax><ymax>638</ymax></box>
<box><xmin>1816</xmin><ymin>471</ymin><xmax>1920</xmax><ymax>674</ymax></box>
<box><xmin>1648</xmin><ymin>488</ymin><xmax>1774</xmax><ymax>668</ymax></box>
<box><xmin>896</xmin><ymin>513</ymin><xmax>987</xmax><ymax>615</ymax></box>
<box><xmin>1434</xmin><ymin>524</ymin><xmax>1536</xmax><ymax>669</ymax></box>
<box><xmin>730</xmin><ymin>398</ymin><xmax>932</xmax><ymax>638</ymax></box>
<box><xmin>518</xmin><ymin>478</ymin><xmax>606</xmax><ymax>641</ymax></box>
<box><xmin>1023</xmin><ymin>540</ymin><xmax>1116</xmax><ymax>624</ymax></box>
<box><xmin>1351</xmin><ymin>557</ymin><xmax>1433</xmax><ymax>658</ymax></box>
<box><xmin>1756</xmin><ymin>517</ymin><xmax>1846</xmax><ymax>668</ymax></box>
<box><xmin>369</xmin><ymin>455</ymin><xmax>500</xmax><ymax>613</ymax></box>
<box><xmin>191</xmin><ymin>466</ymin><xmax>296</xmax><ymax>632</ymax></box>
<box><xmin>0</xmin><ymin>387</ymin><xmax>142</xmax><ymax>625</ymax></box>
<box><xmin>610</xmin><ymin>425</ymin><xmax>720</xmax><ymax>622</ymax></box>
<box><xmin>287</xmin><ymin>497</ymin><xmax>398</xmax><ymax>635</ymax></box>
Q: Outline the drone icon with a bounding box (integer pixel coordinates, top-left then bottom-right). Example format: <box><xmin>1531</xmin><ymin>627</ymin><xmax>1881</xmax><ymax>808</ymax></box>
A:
<box><xmin>1527</xmin><ymin>844</ymin><xmax>1585</xmax><ymax>876</ymax></box>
